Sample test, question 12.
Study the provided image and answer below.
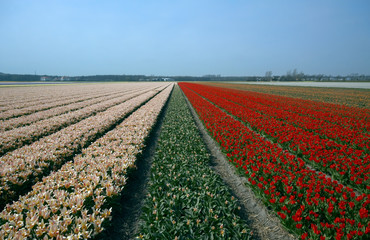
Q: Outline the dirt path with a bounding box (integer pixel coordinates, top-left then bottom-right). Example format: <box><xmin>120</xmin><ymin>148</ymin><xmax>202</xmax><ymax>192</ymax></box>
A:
<box><xmin>181</xmin><ymin>90</ymin><xmax>297</xmax><ymax>240</ymax></box>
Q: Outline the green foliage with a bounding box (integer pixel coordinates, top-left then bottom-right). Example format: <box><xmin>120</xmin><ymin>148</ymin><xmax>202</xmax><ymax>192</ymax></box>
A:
<box><xmin>137</xmin><ymin>85</ymin><xmax>251</xmax><ymax>239</ymax></box>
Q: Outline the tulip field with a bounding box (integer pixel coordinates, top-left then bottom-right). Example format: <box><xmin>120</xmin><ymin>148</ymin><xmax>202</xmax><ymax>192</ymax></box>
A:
<box><xmin>202</xmin><ymin>82</ymin><xmax>370</xmax><ymax>109</ymax></box>
<box><xmin>0</xmin><ymin>82</ymin><xmax>173</xmax><ymax>239</ymax></box>
<box><xmin>137</xmin><ymin>85</ymin><xmax>251</xmax><ymax>239</ymax></box>
<box><xmin>179</xmin><ymin>82</ymin><xmax>369</xmax><ymax>239</ymax></box>
<box><xmin>0</xmin><ymin>81</ymin><xmax>369</xmax><ymax>239</ymax></box>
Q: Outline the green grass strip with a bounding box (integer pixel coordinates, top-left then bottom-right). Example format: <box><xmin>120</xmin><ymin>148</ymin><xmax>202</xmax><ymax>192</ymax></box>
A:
<box><xmin>137</xmin><ymin>85</ymin><xmax>251</xmax><ymax>239</ymax></box>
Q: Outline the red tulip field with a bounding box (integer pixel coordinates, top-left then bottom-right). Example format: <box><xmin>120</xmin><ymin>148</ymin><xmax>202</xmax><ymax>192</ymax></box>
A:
<box><xmin>0</xmin><ymin>82</ymin><xmax>368</xmax><ymax>239</ymax></box>
<box><xmin>179</xmin><ymin>82</ymin><xmax>369</xmax><ymax>240</ymax></box>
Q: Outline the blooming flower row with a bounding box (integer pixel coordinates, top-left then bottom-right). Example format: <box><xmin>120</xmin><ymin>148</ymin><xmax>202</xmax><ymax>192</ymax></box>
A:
<box><xmin>204</xmin><ymin>82</ymin><xmax>369</xmax><ymax>109</ymax></box>
<box><xmin>179</xmin><ymin>83</ymin><xmax>369</xmax><ymax>240</ymax></box>
<box><xmin>186</xmin><ymin>83</ymin><xmax>369</xmax><ymax>193</ymax></box>
<box><xmin>0</xmin><ymin>86</ymin><xmax>96</xmax><ymax>113</ymax></box>
<box><xmin>138</xmin><ymin>85</ymin><xmax>251</xmax><ymax>239</ymax></box>
<box><xmin>199</xmin><ymin>85</ymin><xmax>369</xmax><ymax>150</ymax></box>
<box><xmin>0</xmin><ymin>84</ymin><xmax>115</xmax><ymax>119</ymax></box>
<box><xmin>223</xmin><ymin>84</ymin><xmax>369</xmax><ymax>126</ymax></box>
<box><xmin>0</xmin><ymin>82</ymin><xmax>150</xmax><ymax>114</ymax></box>
<box><xmin>0</xmin><ymin>86</ymin><xmax>146</xmax><ymax>132</ymax></box>
<box><xmin>0</xmin><ymin>85</ymin><xmax>162</xmax><ymax>156</ymax></box>
<box><xmin>0</xmin><ymin>83</ymin><xmax>173</xmax><ymax>239</ymax></box>
<box><xmin>0</xmin><ymin>84</ymin><xmax>168</xmax><ymax>209</ymax></box>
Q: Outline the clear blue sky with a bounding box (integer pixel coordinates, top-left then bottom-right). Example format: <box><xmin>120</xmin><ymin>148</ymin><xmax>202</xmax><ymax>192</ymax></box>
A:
<box><xmin>1</xmin><ymin>0</ymin><xmax>369</xmax><ymax>76</ymax></box>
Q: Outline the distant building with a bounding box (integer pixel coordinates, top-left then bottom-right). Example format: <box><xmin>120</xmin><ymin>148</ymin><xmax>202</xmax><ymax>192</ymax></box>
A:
<box><xmin>40</xmin><ymin>76</ymin><xmax>51</xmax><ymax>81</ymax></box>
<box><xmin>40</xmin><ymin>76</ymin><xmax>70</xmax><ymax>81</ymax></box>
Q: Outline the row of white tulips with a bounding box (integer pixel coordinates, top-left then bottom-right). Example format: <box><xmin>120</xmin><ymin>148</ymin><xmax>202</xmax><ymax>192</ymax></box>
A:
<box><xmin>0</xmin><ymin>83</ymin><xmax>149</xmax><ymax>117</ymax></box>
<box><xmin>0</xmin><ymin>87</ymin><xmax>148</xmax><ymax>132</ymax></box>
<box><xmin>0</xmin><ymin>85</ymin><xmax>97</xmax><ymax>110</ymax></box>
<box><xmin>0</xmin><ymin>83</ymin><xmax>173</xmax><ymax>239</ymax></box>
<box><xmin>0</xmin><ymin>83</ymin><xmax>135</xmax><ymax>112</ymax></box>
<box><xmin>0</xmin><ymin>85</ymin><xmax>164</xmax><ymax>155</ymax></box>
<box><xmin>0</xmin><ymin>83</ymin><xmax>170</xmax><ymax>208</ymax></box>
<box><xmin>0</xmin><ymin>86</ymin><xmax>109</xmax><ymax>117</ymax></box>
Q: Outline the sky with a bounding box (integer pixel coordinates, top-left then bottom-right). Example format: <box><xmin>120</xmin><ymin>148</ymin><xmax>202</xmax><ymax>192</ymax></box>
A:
<box><xmin>0</xmin><ymin>0</ymin><xmax>370</xmax><ymax>77</ymax></box>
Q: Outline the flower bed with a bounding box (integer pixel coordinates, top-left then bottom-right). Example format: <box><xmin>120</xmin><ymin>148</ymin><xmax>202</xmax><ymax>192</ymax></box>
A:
<box><xmin>0</xmin><ymin>87</ymin><xmax>141</xmax><ymax>132</ymax></box>
<box><xmin>200</xmin><ymin>82</ymin><xmax>370</xmax><ymax>109</ymax></box>
<box><xmin>0</xmin><ymin>86</ymin><xmax>160</xmax><ymax>155</ymax></box>
<box><xmin>0</xmin><ymin>86</ymin><xmax>108</xmax><ymax>119</ymax></box>
<box><xmin>198</xmin><ymin>85</ymin><xmax>369</xmax><ymax>147</ymax></box>
<box><xmin>184</xmin><ymin>83</ymin><xmax>369</xmax><ymax>193</ymax></box>
<box><xmin>179</xmin><ymin>82</ymin><xmax>370</xmax><ymax>240</ymax></box>
<box><xmin>137</xmin><ymin>85</ymin><xmax>251</xmax><ymax>239</ymax></box>
<box><xmin>0</xmin><ymin>84</ymin><xmax>173</xmax><ymax>239</ymax></box>
<box><xmin>0</xmin><ymin>85</ymin><xmax>169</xmax><ymax>209</ymax></box>
<box><xmin>0</xmin><ymin>83</ymin><xmax>144</xmax><ymax>116</ymax></box>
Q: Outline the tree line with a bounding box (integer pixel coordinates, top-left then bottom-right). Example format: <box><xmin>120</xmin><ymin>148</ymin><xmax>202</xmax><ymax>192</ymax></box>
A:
<box><xmin>1</xmin><ymin>72</ymin><xmax>369</xmax><ymax>82</ymax></box>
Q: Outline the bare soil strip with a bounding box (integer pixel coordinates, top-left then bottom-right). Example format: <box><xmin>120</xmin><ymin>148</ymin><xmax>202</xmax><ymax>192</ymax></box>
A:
<box><xmin>181</xmin><ymin>90</ymin><xmax>297</xmax><ymax>240</ymax></box>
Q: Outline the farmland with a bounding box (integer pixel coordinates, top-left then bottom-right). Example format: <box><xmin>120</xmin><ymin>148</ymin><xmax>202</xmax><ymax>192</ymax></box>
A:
<box><xmin>179</xmin><ymin>82</ymin><xmax>369</xmax><ymax>239</ymax></box>
<box><xmin>137</xmin><ymin>85</ymin><xmax>251</xmax><ymax>239</ymax></box>
<box><xmin>0</xmin><ymin>82</ymin><xmax>369</xmax><ymax>239</ymax></box>
<box><xmin>0</xmin><ymin>82</ymin><xmax>173</xmax><ymax>239</ymax></box>
<box><xmin>202</xmin><ymin>82</ymin><xmax>370</xmax><ymax>109</ymax></box>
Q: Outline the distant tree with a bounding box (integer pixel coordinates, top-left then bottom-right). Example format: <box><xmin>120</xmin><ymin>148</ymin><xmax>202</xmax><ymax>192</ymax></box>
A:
<box><xmin>296</xmin><ymin>71</ymin><xmax>305</xmax><ymax>81</ymax></box>
<box><xmin>283</xmin><ymin>69</ymin><xmax>305</xmax><ymax>81</ymax></box>
<box><xmin>292</xmin><ymin>69</ymin><xmax>298</xmax><ymax>79</ymax></box>
<box><xmin>349</xmin><ymin>73</ymin><xmax>359</xmax><ymax>81</ymax></box>
<box><xmin>317</xmin><ymin>74</ymin><xmax>324</xmax><ymax>81</ymax></box>
<box><xmin>284</xmin><ymin>70</ymin><xmax>293</xmax><ymax>81</ymax></box>
<box><xmin>265</xmin><ymin>71</ymin><xmax>273</xmax><ymax>81</ymax></box>
<box><xmin>0</xmin><ymin>73</ymin><xmax>40</xmax><ymax>82</ymax></box>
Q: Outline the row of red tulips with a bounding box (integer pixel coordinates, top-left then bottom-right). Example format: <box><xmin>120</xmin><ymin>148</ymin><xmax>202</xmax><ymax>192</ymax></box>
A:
<box><xmin>184</xmin><ymin>83</ymin><xmax>369</xmax><ymax>193</ymax></box>
<box><xmin>179</xmin><ymin>82</ymin><xmax>369</xmax><ymax>239</ymax></box>
<box><xmin>214</xmin><ymin>85</ymin><xmax>369</xmax><ymax>129</ymax></box>
<box><xmin>206</xmin><ymin>86</ymin><xmax>369</xmax><ymax>150</ymax></box>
